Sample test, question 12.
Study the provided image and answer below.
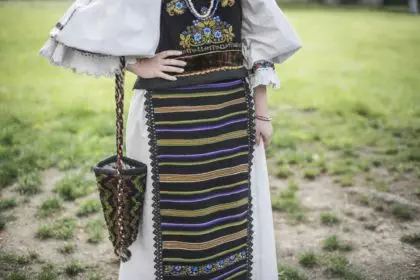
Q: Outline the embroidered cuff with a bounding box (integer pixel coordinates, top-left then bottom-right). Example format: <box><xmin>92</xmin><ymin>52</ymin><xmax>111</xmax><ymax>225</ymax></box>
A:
<box><xmin>249</xmin><ymin>61</ymin><xmax>280</xmax><ymax>89</ymax></box>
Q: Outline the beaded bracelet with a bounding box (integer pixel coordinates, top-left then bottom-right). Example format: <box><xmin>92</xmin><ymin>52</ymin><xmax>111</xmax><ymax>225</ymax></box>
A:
<box><xmin>255</xmin><ymin>115</ymin><xmax>272</xmax><ymax>122</ymax></box>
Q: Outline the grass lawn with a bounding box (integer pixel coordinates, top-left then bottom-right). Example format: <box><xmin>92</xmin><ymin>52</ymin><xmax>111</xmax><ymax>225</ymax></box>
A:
<box><xmin>0</xmin><ymin>1</ymin><xmax>420</xmax><ymax>279</ymax></box>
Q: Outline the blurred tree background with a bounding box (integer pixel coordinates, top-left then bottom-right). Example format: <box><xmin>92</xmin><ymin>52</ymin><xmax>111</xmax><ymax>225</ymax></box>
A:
<box><xmin>0</xmin><ymin>1</ymin><xmax>419</xmax><ymax>280</ymax></box>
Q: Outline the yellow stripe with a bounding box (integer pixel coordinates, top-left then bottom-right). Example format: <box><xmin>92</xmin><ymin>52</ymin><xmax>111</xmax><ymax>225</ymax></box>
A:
<box><xmin>160</xmin><ymin>179</ymin><xmax>247</xmax><ymax>195</ymax></box>
<box><xmin>163</xmin><ymin>243</ymin><xmax>247</xmax><ymax>262</ymax></box>
<box><xmin>163</xmin><ymin>229</ymin><xmax>247</xmax><ymax>250</ymax></box>
<box><xmin>160</xmin><ymin>164</ymin><xmax>247</xmax><ymax>183</ymax></box>
<box><xmin>157</xmin><ymin>130</ymin><xmax>247</xmax><ymax>146</ymax></box>
<box><xmin>225</xmin><ymin>269</ymin><xmax>247</xmax><ymax>280</ymax></box>
<box><xmin>161</xmin><ymin>198</ymin><xmax>248</xmax><ymax>217</ymax></box>
<box><xmin>155</xmin><ymin>97</ymin><xmax>245</xmax><ymax>113</ymax></box>
<box><xmin>159</xmin><ymin>151</ymin><xmax>248</xmax><ymax>167</ymax></box>
<box><xmin>163</xmin><ymin>219</ymin><xmax>247</xmax><ymax>236</ymax></box>
<box><xmin>156</xmin><ymin>110</ymin><xmax>247</xmax><ymax>125</ymax></box>
<box><xmin>153</xmin><ymin>87</ymin><xmax>244</xmax><ymax>99</ymax></box>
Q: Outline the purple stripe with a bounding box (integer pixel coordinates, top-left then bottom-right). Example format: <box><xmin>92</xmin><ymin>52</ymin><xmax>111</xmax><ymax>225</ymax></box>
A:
<box><xmin>160</xmin><ymin>187</ymin><xmax>248</xmax><ymax>203</ymax></box>
<box><xmin>211</xmin><ymin>264</ymin><xmax>247</xmax><ymax>280</ymax></box>
<box><xmin>158</xmin><ymin>144</ymin><xmax>248</xmax><ymax>159</ymax></box>
<box><xmin>162</xmin><ymin>210</ymin><xmax>248</xmax><ymax>228</ymax></box>
<box><xmin>172</xmin><ymin>79</ymin><xmax>243</xmax><ymax>90</ymax></box>
<box><xmin>156</xmin><ymin>118</ymin><xmax>247</xmax><ymax>132</ymax></box>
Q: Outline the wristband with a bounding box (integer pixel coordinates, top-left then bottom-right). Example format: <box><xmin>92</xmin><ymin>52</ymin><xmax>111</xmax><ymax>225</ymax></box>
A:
<box><xmin>255</xmin><ymin>115</ymin><xmax>272</xmax><ymax>121</ymax></box>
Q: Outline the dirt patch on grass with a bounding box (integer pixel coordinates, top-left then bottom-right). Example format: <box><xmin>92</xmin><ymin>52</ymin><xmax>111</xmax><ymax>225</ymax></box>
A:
<box><xmin>272</xmin><ymin>172</ymin><xmax>420</xmax><ymax>280</ymax></box>
<box><xmin>0</xmin><ymin>168</ymin><xmax>119</xmax><ymax>279</ymax></box>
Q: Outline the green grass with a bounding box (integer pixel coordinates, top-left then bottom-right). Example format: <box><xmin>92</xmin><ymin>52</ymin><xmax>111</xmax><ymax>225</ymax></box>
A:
<box><xmin>400</xmin><ymin>232</ymin><xmax>420</xmax><ymax>249</ymax></box>
<box><xmin>36</xmin><ymin>264</ymin><xmax>59</xmax><ymax>280</ymax></box>
<box><xmin>276</xmin><ymin>165</ymin><xmax>294</xmax><ymax>179</ymax></box>
<box><xmin>58</xmin><ymin>243</ymin><xmax>75</xmax><ymax>255</ymax></box>
<box><xmin>0</xmin><ymin>198</ymin><xmax>17</xmax><ymax>211</ymax></box>
<box><xmin>17</xmin><ymin>170</ymin><xmax>42</xmax><ymax>196</ymax></box>
<box><xmin>272</xmin><ymin>180</ymin><xmax>305</xmax><ymax>223</ymax></box>
<box><xmin>64</xmin><ymin>260</ymin><xmax>85</xmax><ymax>277</ymax></box>
<box><xmin>322</xmin><ymin>253</ymin><xmax>363</xmax><ymax>279</ymax></box>
<box><xmin>390</xmin><ymin>203</ymin><xmax>413</xmax><ymax>221</ymax></box>
<box><xmin>278</xmin><ymin>263</ymin><xmax>308</xmax><ymax>280</ymax></box>
<box><xmin>266</xmin><ymin>6</ymin><xmax>420</xmax><ymax>188</ymax></box>
<box><xmin>322</xmin><ymin>235</ymin><xmax>353</xmax><ymax>252</ymax></box>
<box><xmin>298</xmin><ymin>251</ymin><xmax>319</xmax><ymax>268</ymax></box>
<box><xmin>38</xmin><ymin>197</ymin><xmax>63</xmax><ymax>217</ymax></box>
<box><xmin>86</xmin><ymin>219</ymin><xmax>104</xmax><ymax>244</ymax></box>
<box><xmin>54</xmin><ymin>171</ymin><xmax>95</xmax><ymax>201</ymax></box>
<box><xmin>76</xmin><ymin>199</ymin><xmax>101</xmax><ymax>217</ymax></box>
<box><xmin>320</xmin><ymin>212</ymin><xmax>340</xmax><ymax>226</ymax></box>
<box><xmin>36</xmin><ymin>217</ymin><xmax>76</xmax><ymax>240</ymax></box>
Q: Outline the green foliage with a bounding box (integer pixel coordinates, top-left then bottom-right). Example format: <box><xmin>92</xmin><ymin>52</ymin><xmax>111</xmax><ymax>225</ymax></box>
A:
<box><xmin>322</xmin><ymin>235</ymin><xmax>353</xmax><ymax>252</ymax></box>
<box><xmin>6</xmin><ymin>272</ymin><xmax>29</xmax><ymax>280</ymax></box>
<box><xmin>36</xmin><ymin>217</ymin><xmax>76</xmax><ymax>240</ymax></box>
<box><xmin>0</xmin><ymin>199</ymin><xmax>17</xmax><ymax>211</ymax></box>
<box><xmin>86</xmin><ymin>219</ymin><xmax>104</xmax><ymax>244</ymax></box>
<box><xmin>278</xmin><ymin>264</ymin><xmax>308</xmax><ymax>280</ymax></box>
<box><xmin>36</xmin><ymin>264</ymin><xmax>59</xmax><ymax>280</ymax></box>
<box><xmin>320</xmin><ymin>212</ymin><xmax>340</xmax><ymax>226</ymax></box>
<box><xmin>54</xmin><ymin>171</ymin><xmax>95</xmax><ymax>201</ymax></box>
<box><xmin>58</xmin><ymin>243</ymin><xmax>76</xmax><ymax>255</ymax></box>
<box><xmin>38</xmin><ymin>197</ymin><xmax>63</xmax><ymax>217</ymax></box>
<box><xmin>391</xmin><ymin>203</ymin><xmax>413</xmax><ymax>221</ymax></box>
<box><xmin>276</xmin><ymin>165</ymin><xmax>294</xmax><ymax>179</ymax></box>
<box><xmin>272</xmin><ymin>180</ymin><xmax>305</xmax><ymax>223</ymax></box>
<box><xmin>64</xmin><ymin>260</ymin><xmax>85</xmax><ymax>277</ymax></box>
<box><xmin>323</xmin><ymin>253</ymin><xmax>363</xmax><ymax>279</ymax></box>
<box><xmin>77</xmin><ymin>199</ymin><xmax>101</xmax><ymax>217</ymax></box>
<box><xmin>334</xmin><ymin>174</ymin><xmax>354</xmax><ymax>187</ymax></box>
<box><xmin>303</xmin><ymin>167</ymin><xmax>321</xmax><ymax>180</ymax></box>
<box><xmin>298</xmin><ymin>251</ymin><xmax>319</xmax><ymax>267</ymax></box>
<box><xmin>400</xmin><ymin>233</ymin><xmax>420</xmax><ymax>249</ymax></box>
<box><xmin>17</xmin><ymin>170</ymin><xmax>42</xmax><ymax>196</ymax></box>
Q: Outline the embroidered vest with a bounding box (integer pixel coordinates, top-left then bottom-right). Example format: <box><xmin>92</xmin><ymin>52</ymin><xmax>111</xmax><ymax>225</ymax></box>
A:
<box><xmin>134</xmin><ymin>0</ymin><xmax>247</xmax><ymax>90</ymax></box>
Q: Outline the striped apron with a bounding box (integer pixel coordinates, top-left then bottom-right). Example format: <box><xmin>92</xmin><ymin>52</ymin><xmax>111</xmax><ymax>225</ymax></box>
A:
<box><xmin>143</xmin><ymin>78</ymin><xmax>257</xmax><ymax>279</ymax></box>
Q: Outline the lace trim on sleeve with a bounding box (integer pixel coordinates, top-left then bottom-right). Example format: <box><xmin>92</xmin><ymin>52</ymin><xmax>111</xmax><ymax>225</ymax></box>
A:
<box><xmin>249</xmin><ymin>66</ymin><xmax>280</xmax><ymax>89</ymax></box>
<box><xmin>39</xmin><ymin>37</ymin><xmax>137</xmax><ymax>78</ymax></box>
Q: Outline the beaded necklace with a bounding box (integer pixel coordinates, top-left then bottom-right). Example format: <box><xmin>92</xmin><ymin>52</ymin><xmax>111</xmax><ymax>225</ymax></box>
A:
<box><xmin>184</xmin><ymin>0</ymin><xmax>221</xmax><ymax>20</ymax></box>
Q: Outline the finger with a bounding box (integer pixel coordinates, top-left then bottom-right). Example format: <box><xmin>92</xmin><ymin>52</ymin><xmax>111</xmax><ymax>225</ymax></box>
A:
<box><xmin>157</xmin><ymin>71</ymin><xmax>177</xmax><ymax>81</ymax></box>
<box><xmin>263</xmin><ymin>135</ymin><xmax>269</xmax><ymax>150</ymax></box>
<box><xmin>160</xmin><ymin>65</ymin><xmax>185</xmax><ymax>73</ymax></box>
<box><xmin>255</xmin><ymin>131</ymin><xmax>261</xmax><ymax>146</ymax></box>
<box><xmin>158</xmin><ymin>50</ymin><xmax>183</xmax><ymax>58</ymax></box>
<box><xmin>163</xmin><ymin>58</ymin><xmax>187</xmax><ymax>67</ymax></box>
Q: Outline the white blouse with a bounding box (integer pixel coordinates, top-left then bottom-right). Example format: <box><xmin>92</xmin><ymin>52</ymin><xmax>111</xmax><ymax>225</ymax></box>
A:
<box><xmin>39</xmin><ymin>0</ymin><xmax>302</xmax><ymax>89</ymax></box>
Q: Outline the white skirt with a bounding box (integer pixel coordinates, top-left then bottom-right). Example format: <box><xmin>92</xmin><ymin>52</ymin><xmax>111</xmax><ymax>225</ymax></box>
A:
<box><xmin>118</xmin><ymin>88</ymin><xmax>278</xmax><ymax>280</ymax></box>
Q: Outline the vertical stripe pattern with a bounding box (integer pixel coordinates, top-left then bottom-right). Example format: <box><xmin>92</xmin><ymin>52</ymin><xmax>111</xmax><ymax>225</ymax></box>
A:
<box><xmin>144</xmin><ymin>78</ymin><xmax>256</xmax><ymax>279</ymax></box>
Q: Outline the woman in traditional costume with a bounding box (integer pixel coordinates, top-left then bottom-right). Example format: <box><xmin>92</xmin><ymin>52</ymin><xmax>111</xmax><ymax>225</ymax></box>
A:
<box><xmin>39</xmin><ymin>0</ymin><xmax>301</xmax><ymax>279</ymax></box>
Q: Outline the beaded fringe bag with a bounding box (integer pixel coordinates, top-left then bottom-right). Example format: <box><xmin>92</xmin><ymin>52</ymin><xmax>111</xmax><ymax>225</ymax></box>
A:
<box><xmin>92</xmin><ymin>57</ymin><xmax>147</xmax><ymax>263</ymax></box>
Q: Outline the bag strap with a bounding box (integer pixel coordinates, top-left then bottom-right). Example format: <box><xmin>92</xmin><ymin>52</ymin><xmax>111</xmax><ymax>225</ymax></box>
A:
<box><xmin>115</xmin><ymin>56</ymin><xmax>127</xmax><ymax>259</ymax></box>
<box><xmin>115</xmin><ymin>56</ymin><xmax>125</xmax><ymax>174</ymax></box>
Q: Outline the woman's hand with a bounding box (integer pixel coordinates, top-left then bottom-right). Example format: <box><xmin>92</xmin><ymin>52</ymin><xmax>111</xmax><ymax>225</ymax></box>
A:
<box><xmin>126</xmin><ymin>50</ymin><xmax>187</xmax><ymax>81</ymax></box>
<box><xmin>253</xmin><ymin>85</ymin><xmax>273</xmax><ymax>149</ymax></box>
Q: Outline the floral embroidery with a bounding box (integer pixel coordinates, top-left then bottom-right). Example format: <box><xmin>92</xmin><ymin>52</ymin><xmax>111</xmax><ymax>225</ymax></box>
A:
<box><xmin>180</xmin><ymin>16</ymin><xmax>235</xmax><ymax>49</ymax></box>
<box><xmin>166</xmin><ymin>0</ymin><xmax>186</xmax><ymax>16</ymax></box>
<box><xmin>221</xmin><ymin>0</ymin><xmax>235</xmax><ymax>7</ymax></box>
<box><xmin>163</xmin><ymin>249</ymin><xmax>247</xmax><ymax>276</ymax></box>
<box><xmin>252</xmin><ymin>60</ymin><xmax>275</xmax><ymax>73</ymax></box>
<box><xmin>166</xmin><ymin>0</ymin><xmax>235</xmax><ymax>16</ymax></box>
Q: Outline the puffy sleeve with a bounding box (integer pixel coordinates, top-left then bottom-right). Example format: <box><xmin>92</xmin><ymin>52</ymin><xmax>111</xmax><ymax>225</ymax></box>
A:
<box><xmin>38</xmin><ymin>0</ymin><xmax>161</xmax><ymax>77</ymax></box>
<box><xmin>241</xmin><ymin>0</ymin><xmax>302</xmax><ymax>89</ymax></box>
